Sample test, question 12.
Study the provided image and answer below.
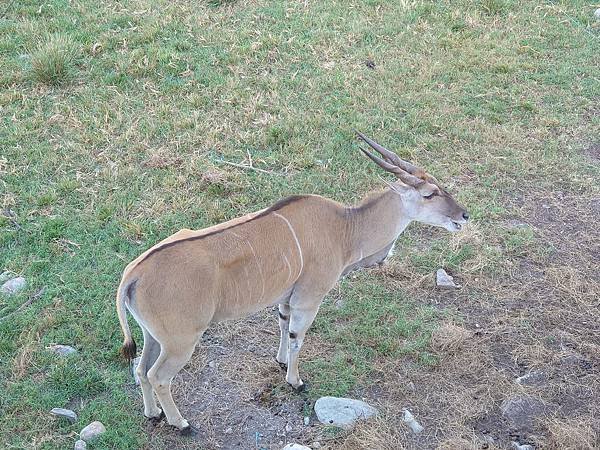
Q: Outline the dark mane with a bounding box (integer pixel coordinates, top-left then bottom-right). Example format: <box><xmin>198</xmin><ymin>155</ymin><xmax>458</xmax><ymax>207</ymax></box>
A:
<box><xmin>131</xmin><ymin>195</ymin><xmax>309</xmax><ymax>268</ymax></box>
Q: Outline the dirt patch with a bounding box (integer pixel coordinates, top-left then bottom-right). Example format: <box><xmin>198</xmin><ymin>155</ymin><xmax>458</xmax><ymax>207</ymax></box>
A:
<box><xmin>147</xmin><ymin>311</ymin><xmax>323</xmax><ymax>449</ymax></box>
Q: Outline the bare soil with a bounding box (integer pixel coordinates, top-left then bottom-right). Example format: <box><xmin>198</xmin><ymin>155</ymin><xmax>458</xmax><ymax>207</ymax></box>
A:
<box><xmin>146</xmin><ymin>191</ymin><xmax>599</xmax><ymax>450</ymax></box>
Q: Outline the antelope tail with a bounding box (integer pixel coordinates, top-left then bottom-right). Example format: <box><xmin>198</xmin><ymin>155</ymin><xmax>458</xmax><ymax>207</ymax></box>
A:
<box><xmin>117</xmin><ymin>279</ymin><xmax>137</xmax><ymax>360</ymax></box>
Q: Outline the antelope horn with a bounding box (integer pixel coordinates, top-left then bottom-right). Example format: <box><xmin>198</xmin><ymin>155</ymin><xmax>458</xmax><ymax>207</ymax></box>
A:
<box><xmin>358</xmin><ymin>147</ymin><xmax>424</xmax><ymax>187</ymax></box>
<box><xmin>356</xmin><ymin>131</ymin><xmax>419</xmax><ymax>174</ymax></box>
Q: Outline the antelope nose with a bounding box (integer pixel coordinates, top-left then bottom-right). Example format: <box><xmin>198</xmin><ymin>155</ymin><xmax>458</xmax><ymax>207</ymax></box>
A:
<box><xmin>463</xmin><ymin>212</ymin><xmax>470</xmax><ymax>221</ymax></box>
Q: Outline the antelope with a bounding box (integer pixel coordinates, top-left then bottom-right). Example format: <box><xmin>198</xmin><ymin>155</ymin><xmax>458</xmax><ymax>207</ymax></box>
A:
<box><xmin>116</xmin><ymin>132</ymin><xmax>469</xmax><ymax>435</ymax></box>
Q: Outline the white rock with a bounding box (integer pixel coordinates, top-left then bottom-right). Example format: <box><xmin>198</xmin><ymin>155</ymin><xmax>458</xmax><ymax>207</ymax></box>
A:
<box><xmin>224</xmin><ymin>426</ymin><xmax>233</xmax><ymax>434</ymax></box>
<box><xmin>0</xmin><ymin>271</ymin><xmax>14</xmax><ymax>283</ymax></box>
<box><xmin>208</xmin><ymin>360</ymin><xmax>216</xmax><ymax>368</ymax></box>
<box><xmin>47</xmin><ymin>344</ymin><xmax>77</xmax><ymax>356</ymax></box>
<box><xmin>303</xmin><ymin>416</ymin><xmax>310</xmax><ymax>426</ymax></box>
<box><xmin>285</xmin><ymin>423</ymin><xmax>293</xmax><ymax>433</ymax></box>
<box><xmin>311</xmin><ymin>442</ymin><xmax>321</xmax><ymax>449</ymax></box>
<box><xmin>314</xmin><ymin>396</ymin><xmax>378</xmax><ymax>430</ymax></box>
<box><xmin>436</xmin><ymin>269</ymin><xmax>461</xmax><ymax>289</ymax></box>
<box><xmin>79</xmin><ymin>421</ymin><xmax>106</xmax><ymax>442</ymax></box>
<box><xmin>282</xmin><ymin>445</ymin><xmax>311</xmax><ymax>450</ymax></box>
<box><xmin>1</xmin><ymin>276</ymin><xmax>26</xmax><ymax>295</ymax></box>
<box><xmin>512</xmin><ymin>442</ymin><xmax>534</xmax><ymax>450</ymax></box>
<box><xmin>595</xmin><ymin>8</ymin><xmax>600</xmax><ymax>20</ymax></box>
<box><xmin>50</xmin><ymin>407</ymin><xmax>77</xmax><ymax>422</ymax></box>
<box><xmin>402</xmin><ymin>409</ymin><xmax>424</xmax><ymax>434</ymax></box>
<box><xmin>132</xmin><ymin>356</ymin><xmax>141</xmax><ymax>385</ymax></box>
<box><xmin>74</xmin><ymin>440</ymin><xmax>87</xmax><ymax>450</ymax></box>
<box><xmin>516</xmin><ymin>370</ymin><xmax>547</xmax><ymax>386</ymax></box>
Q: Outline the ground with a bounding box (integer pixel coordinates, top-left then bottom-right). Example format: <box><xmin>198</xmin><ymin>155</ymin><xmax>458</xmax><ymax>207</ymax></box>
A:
<box><xmin>0</xmin><ymin>0</ymin><xmax>598</xmax><ymax>449</ymax></box>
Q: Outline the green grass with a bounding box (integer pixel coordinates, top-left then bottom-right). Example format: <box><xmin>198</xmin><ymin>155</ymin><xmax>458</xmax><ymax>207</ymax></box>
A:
<box><xmin>1</xmin><ymin>0</ymin><xmax>599</xmax><ymax>448</ymax></box>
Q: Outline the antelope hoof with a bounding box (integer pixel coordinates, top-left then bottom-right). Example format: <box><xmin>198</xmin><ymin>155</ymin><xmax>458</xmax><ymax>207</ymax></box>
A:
<box><xmin>292</xmin><ymin>381</ymin><xmax>309</xmax><ymax>393</ymax></box>
<box><xmin>180</xmin><ymin>424</ymin><xmax>199</xmax><ymax>437</ymax></box>
<box><xmin>276</xmin><ymin>359</ymin><xmax>287</xmax><ymax>371</ymax></box>
<box><xmin>146</xmin><ymin>410</ymin><xmax>165</xmax><ymax>425</ymax></box>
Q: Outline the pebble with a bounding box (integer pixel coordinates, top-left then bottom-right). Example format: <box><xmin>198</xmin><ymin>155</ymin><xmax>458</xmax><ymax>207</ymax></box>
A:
<box><xmin>1</xmin><ymin>276</ymin><xmax>26</xmax><ymax>295</ymax></box>
<box><xmin>224</xmin><ymin>427</ymin><xmax>233</xmax><ymax>434</ymax></box>
<box><xmin>516</xmin><ymin>370</ymin><xmax>548</xmax><ymax>386</ymax></box>
<box><xmin>511</xmin><ymin>442</ymin><xmax>534</xmax><ymax>450</ymax></box>
<box><xmin>74</xmin><ymin>440</ymin><xmax>87</xmax><ymax>450</ymax></box>
<box><xmin>402</xmin><ymin>409</ymin><xmax>424</xmax><ymax>434</ymax></box>
<box><xmin>303</xmin><ymin>416</ymin><xmax>310</xmax><ymax>426</ymax></box>
<box><xmin>50</xmin><ymin>407</ymin><xmax>77</xmax><ymax>423</ymax></box>
<box><xmin>595</xmin><ymin>8</ymin><xmax>600</xmax><ymax>20</ymax></box>
<box><xmin>314</xmin><ymin>396</ymin><xmax>378</xmax><ymax>430</ymax></box>
<box><xmin>208</xmin><ymin>360</ymin><xmax>216</xmax><ymax>368</ymax></box>
<box><xmin>501</xmin><ymin>396</ymin><xmax>547</xmax><ymax>428</ymax></box>
<box><xmin>0</xmin><ymin>271</ymin><xmax>14</xmax><ymax>283</ymax></box>
<box><xmin>436</xmin><ymin>269</ymin><xmax>461</xmax><ymax>289</ymax></box>
<box><xmin>47</xmin><ymin>344</ymin><xmax>78</xmax><ymax>356</ymax></box>
<box><xmin>285</xmin><ymin>423</ymin><xmax>293</xmax><ymax>433</ymax></box>
<box><xmin>311</xmin><ymin>442</ymin><xmax>321</xmax><ymax>449</ymax></box>
<box><xmin>80</xmin><ymin>421</ymin><xmax>106</xmax><ymax>442</ymax></box>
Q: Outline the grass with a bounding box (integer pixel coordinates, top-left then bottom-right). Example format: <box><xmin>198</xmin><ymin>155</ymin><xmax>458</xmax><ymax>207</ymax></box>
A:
<box><xmin>1</xmin><ymin>0</ymin><xmax>599</xmax><ymax>448</ymax></box>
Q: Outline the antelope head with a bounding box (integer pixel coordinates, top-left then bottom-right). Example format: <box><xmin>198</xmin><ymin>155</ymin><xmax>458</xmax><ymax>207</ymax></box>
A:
<box><xmin>357</xmin><ymin>132</ymin><xmax>469</xmax><ymax>232</ymax></box>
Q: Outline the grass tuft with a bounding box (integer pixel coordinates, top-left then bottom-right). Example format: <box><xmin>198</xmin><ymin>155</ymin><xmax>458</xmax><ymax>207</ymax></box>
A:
<box><xmin>30</xmin><ymin>35</ymin><xmax>78</xmax><ymax>85</ymax></box>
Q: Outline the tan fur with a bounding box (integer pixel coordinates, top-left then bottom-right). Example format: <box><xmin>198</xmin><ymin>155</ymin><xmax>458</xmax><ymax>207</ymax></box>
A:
<box><xmin>116</xmin><ymin>136</ymin><xmax>468</xmax><ymax>432</ymax></box>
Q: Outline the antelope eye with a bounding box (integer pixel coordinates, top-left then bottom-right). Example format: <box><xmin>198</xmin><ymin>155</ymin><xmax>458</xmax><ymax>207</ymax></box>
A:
<box><xmin>423</xmin><ymin>192</ymin><xmax>436</xmax><ymax>199</ymax></box>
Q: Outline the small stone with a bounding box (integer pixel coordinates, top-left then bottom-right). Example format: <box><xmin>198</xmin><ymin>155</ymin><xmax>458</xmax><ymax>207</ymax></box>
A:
<box><xmin>501</xmin><ymin>396</ymin><xmax>548</xmax><ymax>429</ymax></box>
<box><xmin>402</xmin><ymin>409</ymin><xmax>424</xmax><ymax>434</ymax></box>
<box><xmin>1</xmin><ymin>276</ymin><xmax>26</xmax><ymax>295</ymax></box>
<box><xmin>285</xmin><ymin>423</ymin><xmax>293</xmax><ymax>433</ymax></box>
<box><xmin>79</xmin><ymin>421</ymin><xmax>106</xmax><ymax>442</ymax></box>
<box><xmin>74</xmin><ymin>440</ymin><xmax>87</xmax><ymax>450</ymax></box>
<box><xmin>208</xmin><ymin>360</ymin><xmax>216</xmax><ymax>368</ymax></box>
<box><xmin>314</xmin><ymin>396</ymin><xmax>378</xmax><ymax>430</ymax></box>
<box><xmin>47</xmin><ymin>344</ymin><xmax>77</xmax><ymax>356</ymax></box>
<box><xmin>0</xmin><ymin>271</ymin><xmax>14</xmax><ymax>283</ymax></box>
<box><xmin>511</xmin><ymin>442</ymin><xmax>534</xmax><ymax>450</ymax></box>
<box><xmin>224</xmin><ymin>427</ymin><xmax>233</xmax><ymax>434</ymax></box>
<box><xmin>516</xmin><ymin>370</ymin><xmax>548</xmax><ymax>386</ymax></box>
<box><xmin>50</xmin><ymin>407</ymin><xmax>77</xmax><ymax>423</ymax></box>
<box><xmin>132</xmin><ymin>356</ymin><xmax>141</xmax><ymax>385</ymax></box>
<box><xmin>282</xmin><ymin>445</ymin><xmax>311</xmax><ymax>450</ymax></box>
<box><xmin>303</xmin><ymin>416</ymin><xmax>310</xmax><ymax>426</ymax></box>
<box><xmin>436</xmin><ymin>269</ymin><xmax>461</xmax><ymax>289</ymax></box>
<box><xmin>311</xmin><ymin>442</ymin><xmax>321</xmax><ymax>449</ymax></box>
<box><xmin>595</xmin><ymin>8</ymin><xmax>600</xmax><ymax>20</ymax></box>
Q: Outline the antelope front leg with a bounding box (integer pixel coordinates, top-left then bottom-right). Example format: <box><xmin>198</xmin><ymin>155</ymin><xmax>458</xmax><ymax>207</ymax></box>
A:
<box><xmin>276</xmin><ymin>303</ymin><xmax>291</xmax><ymax>367</ymax></box>
<box><xmin>286</xmin><ymin>305</ymin><xmax>320</xmax><ymax>390</ymax></box>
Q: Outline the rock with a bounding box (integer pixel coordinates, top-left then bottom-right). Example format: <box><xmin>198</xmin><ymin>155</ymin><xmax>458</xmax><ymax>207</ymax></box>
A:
<box><xmin>224</xmin><ymin>427</ymin><xmax>233</xmax><ymax>434</ymax></box>
<box><xmin>74</xmin><ymin>440</ymin><xmax>87</xmax><ymax>450</ymax></box>
<box><xmin>132</xmin><ymin>356</ymin><xmax>141</xmax><ymax>385</ymax></box>
<box><xmin>79</xmin><ymin>421</ymin><xmax>106</xmax><ymax>442</ymax></box>
<box><xmin>311</xmin><ymin>442</ymin><xmax>321</xmax><ymax>449</ymax></box>
<box><xmin>516</xmin><ymin>371</ymin><xmax>548</xmax><ymax>386</ymax></box>
<box><xmin>208</xmin><ymin>360</ymin><xmax>216</xmax><ymax>368</ymax></box>
<box><xmin>303</xmin><ymin>416</ymin><xmax>310</xmax><ymax>426</ymax></box>
<box><xmin>50</xmin><ymin>407</ymin><xmax>77</xmax><ymax>422</ymax></box>
<box><xmin>0</xmin><ymin>271</ymin><xmax>14</xmax><ymax>283</ymax></box>
<box><xmin>282</xmin><ymin>445</ymin><xmax>311</xmax><ymax>450</ymax></box>
<box><xmin>47</xmin><ymin>344</ymin><xmax>77</xmax><ymax>356</ymax></box>
<box><xmin>1</xmin><ymin>276</ymin><xmax>26</xmax><ymax>295</ymax></box>
<box><xmin>595</xmin><ymin>8</ymin><xmax>600</xmax><ymax>20</ymax></box>
<box><xmin>501</xmin><ymin>396</ymin><xmax>548</xmax><ymax>429</ymax></box>
<box><xmin>511</xmin><ymin>442</ymin><xmax>534</xmax><ymax>450</ymax></box>
<box><xmin>285</xmin><ymin>423</ymin><xmax>293</xmax><ymax>433</ymax></box>
<box><xmin>402</xmin><ymin>409</ymin><xmax>424</xmax><ymax>434</ymax></box>
<box><xmin>314</xmin><ymin>396</ymin><xmax>378</xmax><ymax>430</ymax></box>
<box><xmin>436</xmin><ymin>269</ymin><xmax>461</xmax><ymax>289</ymax></box>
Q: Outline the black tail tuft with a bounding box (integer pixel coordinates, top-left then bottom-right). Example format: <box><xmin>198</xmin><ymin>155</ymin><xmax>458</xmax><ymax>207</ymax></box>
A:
<box><xmin>121</xmin><ymin>339</ymin><xmax>137</xmax><ymax>361</ymax></box>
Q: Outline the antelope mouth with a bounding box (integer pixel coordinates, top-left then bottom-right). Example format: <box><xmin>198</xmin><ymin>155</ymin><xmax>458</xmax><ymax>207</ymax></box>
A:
<box><xmin>448</xmin><ymin>220</ymin><xmax>466</xmax><ymax>232</ymax></box>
